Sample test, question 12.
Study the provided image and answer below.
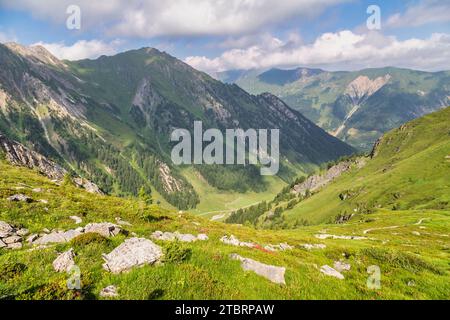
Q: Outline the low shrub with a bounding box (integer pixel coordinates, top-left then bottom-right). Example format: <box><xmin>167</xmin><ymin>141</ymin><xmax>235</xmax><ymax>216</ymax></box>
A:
<box><xmin>163</xmin><ymin>242</ymin><xmax>192</xmax><ymax>264</ymax></box>
<box><xmin>70</xmin><ymin>233</ymin><xmax>110</xmax><ymax>249</ymax></box>
<box><xmin>0</xmin><ymin>262</ymin><xmax>27</xmax><ymax>282</ymax></box>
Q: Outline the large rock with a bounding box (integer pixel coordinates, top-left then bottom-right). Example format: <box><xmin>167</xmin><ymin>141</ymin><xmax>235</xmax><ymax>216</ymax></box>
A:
<box><xmin>320</xmin><ymin>265</ymin><xmax>344</xmax><ymax>279</ymax></box>
<box><xmin>230</xmin><ymin>253</ymin><xmax>286</xmax><ymax>284</ymax></box>
<box><xmin>84</xmin><ymin>223</ymin><xmax>121</xmax><ymax>237</ymax></box>
<box><xmin>53</xmin><ymin>248</ymin><xmax>75</xmax><ymax>272</ymax></box>
<box><xmin>102</xmin><ymin>238</ymin><xmax>163</xmax><ymax>273</ymax></box>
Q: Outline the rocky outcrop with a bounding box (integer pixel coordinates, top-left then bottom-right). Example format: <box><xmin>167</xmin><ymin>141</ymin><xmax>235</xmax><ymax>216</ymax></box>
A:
<box><xmin>102</xmin><ymin>238</ymin><xmax>163</xmax><ymax>273</ymax></box>
<box><xmin>292</xmin><ymin>160</ymin><xmax>356</xmax><ymax>196</ymax></box>
<box><xmin>300</xmin><ymin>243</ymin><xmax>326</xmax><ymax>250</ymax></box>
<box><xmin>151</xmin><ymin>230</ymin><xmax>208</xmax><ymax>242</ymax></box>
<box><xmin>32</xmin><ymin>222</ymin><xmax>122</xmax><ymax>245</ymax></box>
<box><xmin>230</xmin><ymin>253</ymin><xmax>286</xmax><ymax>284</ymax></box>
<box><xmin>220</xmin><ymin>235</ymin><xmax>255</xmax><ymax>248</ymax></box>
<box><xmin>315</xmin><ymin>234</ymin><xmax>367</xmax><ymax>240</ymax></box>
<box><xmin>0</xmin><ymin>221</ymin><xmax>28</xmax><ymax>250</ymax></box>
<box><xmin>34</xmin><ymin>229</ymin><xmax>84</xmax><ymax>245</ymax></box>
<box><xmin>345</xmin><ymin>75</ymin><xmax>391</xmax><ymax>106</ymax></box>
<box><xmin>157</xmin><ymin>161</ymin><xmax>183</xmax><ymax>193</ymax></box>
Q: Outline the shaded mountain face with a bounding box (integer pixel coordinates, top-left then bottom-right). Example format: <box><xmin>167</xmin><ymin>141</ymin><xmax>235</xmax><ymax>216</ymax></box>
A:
<box><xmin>218</xmin><ymin>67</ymin><xmax>450</xmax><ymax>150</ymax></box>
<box><xmin>0</xmin><ymin>43</ymin><xmax>353</xmax><ymax>209</ymax></box>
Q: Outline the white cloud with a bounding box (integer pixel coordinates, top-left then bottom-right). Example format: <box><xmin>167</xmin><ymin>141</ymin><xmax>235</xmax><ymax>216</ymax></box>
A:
<box><xmin>386</xmin><ymin>0</ymin><xmax>450</xmax><ymax>28</ymax></box>
<box><xmin>33</xmin><ymin>39</ymin><xmax>122</xmax><ymax>60</ymax></box>
<box><xmin>185</xmin><ymin>31</ymin><xmax>450</xmax><ymax>73</ymax></box>
<box><xmin>1</xmin><ymin>0</ymin><xmax>348</xmax><ymax>37</ymax></box>
<box><xmin>0</xmin><ymin>30</ymin><xmax>18</xmax><ymax>43</ymax></box>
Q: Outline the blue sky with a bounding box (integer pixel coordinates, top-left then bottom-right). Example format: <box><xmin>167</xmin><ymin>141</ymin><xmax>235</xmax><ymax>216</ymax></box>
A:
<box><xmin>0</xmin><ymin>0</ymin><xmax>449</xmax><ymax>73</ymax></box>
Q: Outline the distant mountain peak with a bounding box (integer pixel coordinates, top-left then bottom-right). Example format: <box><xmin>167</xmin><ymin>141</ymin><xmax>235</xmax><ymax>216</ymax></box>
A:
<box><xmin>3</xmin><ymin>42</ymin><xmax>64</xmax><ymax>67</ymax></box>
<box><xmin>344</xmin><ymin>74</ymin><xmax>391</xmax><ymax>105</ymax></box>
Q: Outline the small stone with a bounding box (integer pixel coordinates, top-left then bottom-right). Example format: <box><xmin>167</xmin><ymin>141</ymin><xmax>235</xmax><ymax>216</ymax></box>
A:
<box><xmin>301</xmin><ymin>243</ymin><xmax>327</xmax><ymax>250</ymax></box>
<box><xmin>69</xmin><ymin>216</ymin><xmax>83</xmax><ymax>224</ymax></box>
<box><xmin>115</xmin><ymin>217</ymin><xmax>132</xmax><ymax>226</ymax></box>
<box><xmin>53</xmin><ymin>248</ymin><xmax>75</xmax><ymax>272</ymax></box>
<box><xmin>7</xmin><ymin>194</ymin><xmax>33</xmax><ymax>202</ymax></box>
<box><xmin>320</xmin><ymin>265</ymin><xmax>344</xmax><ymax>279</ymax></box>
<box><xmin>3</xmin><ymin>235</ymin><xmax>22</xmax><ymax>244</ymax></box>
<box><xmin>412</xmin><ymin>231</ymin><xmax>421</xmax><ymax>236</ymax></box>
<box><xmin>39</xmin><ymin>199</ymin><xmax>49</xmax><ymax>204</ymax></box>
<box><xmin>27</xmin><ymin>234</ymin><xmax>39</xmax><ymax>243</ymax></box>
<box><xmin>220</xmin><ymin>235</ymin><xmax>254</xmax><ymax>248</ymax></box>
<box><xmin>100</xmin><ymin>285</ymin><xmax>119</xmax><ymax>298</ymax></box>
<box><xmin>7</xmin><ymin>242</ymin><xmax>23</xmax><ymax>250</ymax></box>
<box><xmin>32</xmin><ymin>188</ymin><xmax>43</xmax><ymax>193</ymax></box>
<box><xmin>334</xmin><ymin>261</ymin><xmax>351</xmax><ymax>272</ymax></box>
<box><xmin>16</xmin><ymin>228</ymin><xmax>30</xmax><ymax>236</ymax></box>
<box><xmin>197</xmin><ymin>234</ymin><xmax>209</xmax><ymax>241</ymax></box>
<box><xmin>42</xmin><ymin>228</ymin><xmax>50</xmax><ymax>233</ymax></box>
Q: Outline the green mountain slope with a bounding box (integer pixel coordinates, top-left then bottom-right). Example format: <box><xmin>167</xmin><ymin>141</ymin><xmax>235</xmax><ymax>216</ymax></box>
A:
<box><xmin>268</xmin><ymin>106</ymin><xmax>450</xmax><ymax>226</ymax></box>
<box><xmin>218</xmin><ymin>67</ymin><xmax>450</xmax><ymax>150</ymax></box>
<box><xmin>0</xmin><ymin>158</ymin><xmax>448</xmax><ymax>299</ymax></box>
<box><xmin>0</xmin><ymin>43</ymin><xmax>354</xmax><ymax>210</ymax></box>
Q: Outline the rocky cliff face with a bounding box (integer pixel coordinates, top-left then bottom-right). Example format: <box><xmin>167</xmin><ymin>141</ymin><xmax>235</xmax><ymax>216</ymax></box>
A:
<box><xmin>344</xmin><ymin>75</ymin><xmax>391</xmax><ymax>106</ymax></box>
<box><xmin>292</xmin><ymin>158</ymin><xmax>366</xmax><ymax>195</ymax></box>
<box><xmin>0</xmin><ymin>133</ymin><xmax>66</xmax><ymax>181</ymax></box>
<box><xmin>0</xmin><ymin>133</ymin><xmax>103</xmax><ymax>194</ymax></box>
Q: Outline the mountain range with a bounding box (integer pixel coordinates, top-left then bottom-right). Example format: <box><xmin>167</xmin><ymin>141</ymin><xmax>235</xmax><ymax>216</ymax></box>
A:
<box><xmin>217</xmin><ymin>67</ymin><xmax>450</xmax><ymax>150</ymax></box>
<box><xmin>0</xmin><ymin>43</ymin><xmax>353</xmax><ymax>210</ymax></box>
